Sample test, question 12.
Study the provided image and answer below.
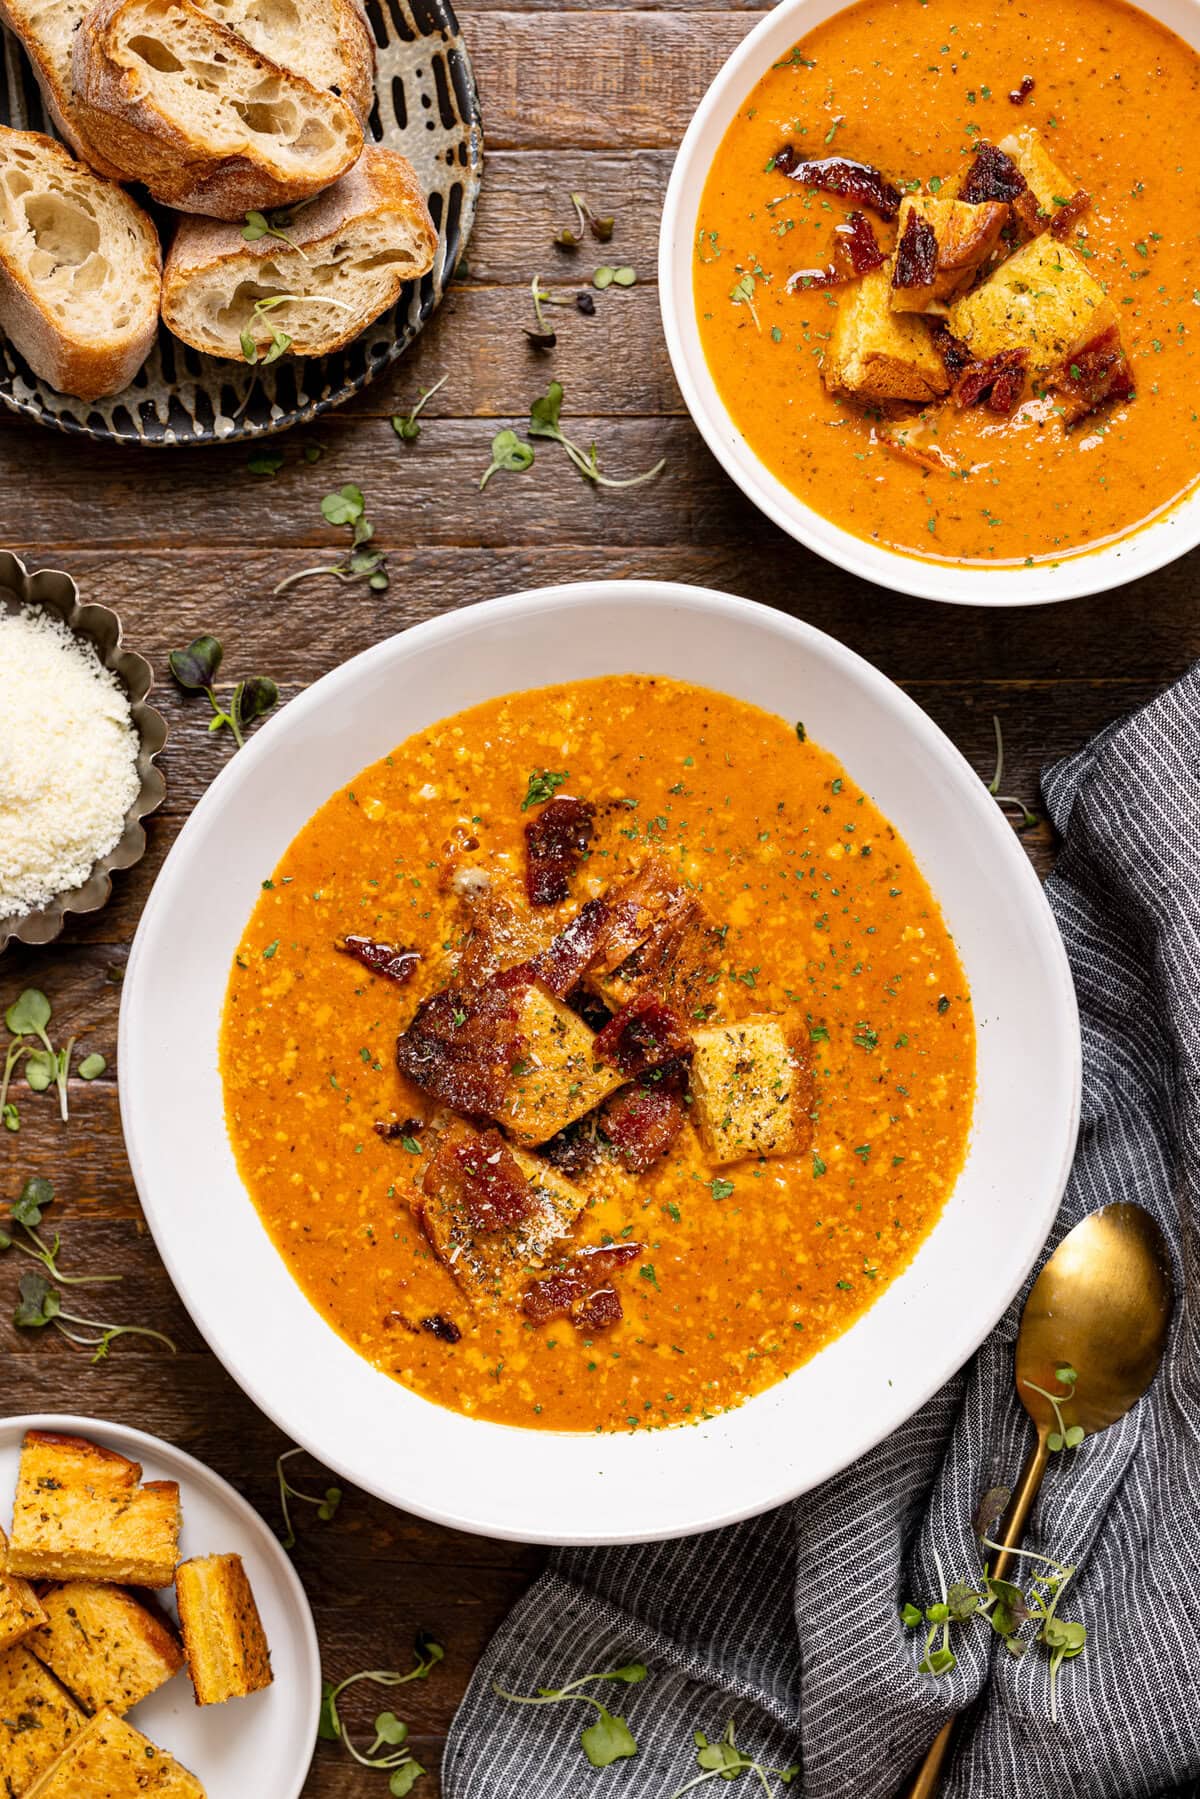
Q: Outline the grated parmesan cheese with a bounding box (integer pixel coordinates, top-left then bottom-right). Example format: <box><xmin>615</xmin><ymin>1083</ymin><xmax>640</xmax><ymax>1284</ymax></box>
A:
<box><xmin>0</xmin><ymin>607</ymin><xmax>141</xmax><ymax>922</ymax></box>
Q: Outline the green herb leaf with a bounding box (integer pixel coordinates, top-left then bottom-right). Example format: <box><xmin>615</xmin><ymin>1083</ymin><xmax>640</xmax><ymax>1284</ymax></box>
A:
<box><xmin>247</xmin><ymin>450</ymin><xmax>285</xmax><ymax>477</ymax></box>
<box><xmin>13</xmin><ymin>1177</ymin><xmax>53</xmax><ymax>1228</ymax></box>
<box><xmin>522</xmin><ymin>769</ymin><xmax>569</xmax><ymax>811</ymax></box>
<box><xmin>581</xmin><ymin>1707</ymin><xmax>638</xmax><ymax>1767</ymax></box>
<box><xmin>901</xmin><ymin>1602</ymin><xmax>923</xmax><ymax>1628</ymax></box>
<box><xmin>169</xmin><ymin>636</ymin><xmax>223</xmax><ymax>691</ymax></box>
<box><xmin>389</xmin><ymin>1765</ymin><xmax>424</xmax><ymax>1797</ymax></box>
<box><xmin>77</xmin><ymin>1054</ymin><xmax>106</xmax><ymax>1081</ymax></box>
<box><xmin>708</xmin><ymin>1177</ymin><xmax>735</xmax><ymax>1201</ymax></box>
<box><xmin>375</xmin><ymin>1713</ymin><xmax>409</xmax><ymax>1747</ymax></box>
<box><xmin>480</xmin><ymin>428</ymin><xmax>536</xmax><ymax>489</ymax></box>
<box><xmin>322</xmin><ymin>486</ymin><xmax>366</xmax><ymax>527</ymax></box>
<box><xmin>14</xmin><ymin>1270</ymin><xmax>60</xmax><ymax>1327</ymax></box>
<box><xmin>6</xmin><ymin>990</ymin><xmax>51</xmax><ymax>1037</ymax></box>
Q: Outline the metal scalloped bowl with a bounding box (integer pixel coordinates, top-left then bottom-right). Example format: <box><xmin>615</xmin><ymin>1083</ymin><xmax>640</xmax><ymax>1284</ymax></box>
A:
<box><xmin>0</xmin><ymin>550</ymin><xmax>166</xmax><ymax>952</ymax></box>
<box><xmin>0</xmin><ymin>0</ymin><xmax>483</xmax><ymax>446</ymax></box>
<box><xmin>119</xmin><ymin>582</ymin><xmax>1082</xmax><ymax>1545</ymax></box>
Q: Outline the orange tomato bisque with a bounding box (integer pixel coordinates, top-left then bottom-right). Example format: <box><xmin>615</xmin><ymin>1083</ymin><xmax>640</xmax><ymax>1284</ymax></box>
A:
<box><xmin>693</xmin><ymin>0</ymin><xmax>1200</xmax><ymax>567</ymax></box>
<box><xmin>220</xmin><ymin>677</ymin><xmax>975</xmax><ymax>1434</ymax></box>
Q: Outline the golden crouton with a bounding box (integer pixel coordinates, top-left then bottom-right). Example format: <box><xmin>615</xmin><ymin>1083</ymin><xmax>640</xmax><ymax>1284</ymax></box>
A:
<box><xmin>175</xmin><ymin>1556</ymin><xmax>272</xmax><ymax>1707</ymax></box>
<box><xmin>8</xmin><ymin>1433</ymin><xmax>181</xmax><ymax>1589</ymax></box>
<box><xmin>0</xmin><ymin>1526</ymin><xmax>45</xmax><ymax>1655</ymax></box>
<box><xmin>24</xmin><ymin>1708</ymin><xmax>205</xmax><ymax>1798</ymax></box>
<box><xmin>587</xmin><ymin>858</ymin><xmax>721</xmax><ymax>1012</ymax></box>
<box><xmin>947</xmin><ymin>237</ymin><xmax>1116</xmax><ymax>376</ymax></box>
<box><xmin>418</xmin><ymin>1127</ymin><xmax>586</xmax><ymax>1311</ymax></box>
<box><xmin>0</xmin><ymin>1644</ymin><xmax>84</xmax><ymax>1797</ymax></box>
<box><xmin>502</xmin><ymin>986</ymin><xmax>624</xmax><ymax>1146</ymax></box>
<box><xmin>31</xmin><ymin>1583</ymin><xmax>185</xmax><ymax>1716</ymax></box>
<box><xmin>690</xmin><ymin>1016</ymin><xmax>813</xmax><ymax>1166</ymax></box>
<box><xmin>824</xmin><ymin>263</ymin><xmax>950</xmax><ymax>405</ymax></box>
<box><xmin>890</xmin><ymin>195</ymin><xmax>1008</xmax><ymax>310</ymax></box>
<box><xmin>998</xmin><ymin>127</ymin><xmax>1081</xmax><ymax>225</ymax></box>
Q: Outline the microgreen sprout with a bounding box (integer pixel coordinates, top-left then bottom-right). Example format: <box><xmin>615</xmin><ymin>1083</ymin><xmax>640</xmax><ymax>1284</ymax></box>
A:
<box><xmin>492</xmin><ymin>1662</ymin><xmax>647</xmax><ymax>1768</ymax></box>
<box><xmin>13</xmin><ymin>1270</ymin><xmax>177</xmax><ymax>1363</ymax></box>
<box><xmin>669</xmin><ymin>1720</ymin><xmax>799</xmax><ymax>1797</ymax></box>
<box><xmin>168</xmin><ymin>635</ymin><xmax>279</xmax><ymax>750</ymax></box>
<box><xmin>239</xmin><ymin>292</ymin><xmax>352</xmax><ymax>364</ymax></box>
<box><xmin>0</xmin><ymin>1178</ymin><xmax>121</xmax><ymax>1288</ymax></box>
<box><xmin>528</xmin><ymin>380</ymin><xmax>665</xmax><ymax>489</ymax></box>
<box><xmin>273</xmin><ymin>486</ymin><xmax>389</xmax><ymax>595</ymax></box>
<box><xmin>4</xmin><ymin>989</ymin><xmax>75</xmax><ymax>1122</ymax></box>
<box><xmin>592</xmin><ymin>265</ymin><xmax>637</xmax><ymax>290</ymax></box>
<box><xmin>986</xmin><ymin>716</ymin><xmax>1040</xmax><ymax>832</ymax></box>
<box><xmin>555</xmin><ymin>192</ymin><xmax>615</xmax><ymax>248</ymax></box>
<box><xmin>242</xmin><ymin>210</ymin><xmax>309</xmax><ymax>258</ymax></box>
<box><xmin>393</xmin><ymin>372</ymin><xmax>448</xmax><ymax>441</ymax></box>
<box><xmin>480</xmin><ymin>429</ymin><xmax>535</xmax><ymax>489</ymax></box>
<box><xmin>320</xmin><ymin>1635</ymin><xmax>445</xmax><ymax>1792</ymax></box>
<box><xmin>527</xmin><ymin>274</ymin><xmax>576</xmax><ymax>347</ymax></box>
<box><xmin>730</xmin><ymin>272</ymin><xmax>762</xmax><ymax>331</ymax></box>
<box><xmin>1022</xmin><ymin>1364</ymin><xmax>1084</xmax><ymax>1451</ymax></box>
<box><xmin>276</xmin><ymin>1446</ymin><xmax>343</xmax><ymax>1550</ymax></box>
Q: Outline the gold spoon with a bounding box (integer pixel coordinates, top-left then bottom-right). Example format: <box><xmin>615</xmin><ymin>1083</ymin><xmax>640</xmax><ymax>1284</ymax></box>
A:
<box><xmin>905</xmin><ymin>1202</ymin><xmax>1172</xmax><ymax>1799</ymax></box>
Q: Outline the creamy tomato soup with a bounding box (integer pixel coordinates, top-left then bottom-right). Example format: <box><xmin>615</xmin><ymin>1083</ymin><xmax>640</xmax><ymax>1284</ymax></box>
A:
<box><xmin>694</xmin><ymin>0</ymin><xmax>1200</xmax><ymax>566</ymax></box>
<box><xmin>221</xmin><ymin>677</ymin><xmax>974</xmax><ymax>1433</ymax></box>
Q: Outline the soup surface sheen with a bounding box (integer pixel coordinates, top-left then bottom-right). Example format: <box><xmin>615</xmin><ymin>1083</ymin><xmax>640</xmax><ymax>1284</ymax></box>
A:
<box><xmin>221</xmin><ymin>677</ymin><xmax>975</xmax><ymax>1433</ymax></box>
<box><xmin>694</xmin><ymin>0</ymin><xmax>1200</xmax><ymax>565</ymax></box>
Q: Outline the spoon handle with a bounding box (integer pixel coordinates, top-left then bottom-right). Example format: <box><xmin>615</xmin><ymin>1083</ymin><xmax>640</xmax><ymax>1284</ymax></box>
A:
<box><xmin>900</xmin><ymin>1426</ymin><xmax>1051</xmax><ymax>1799</ymax></box>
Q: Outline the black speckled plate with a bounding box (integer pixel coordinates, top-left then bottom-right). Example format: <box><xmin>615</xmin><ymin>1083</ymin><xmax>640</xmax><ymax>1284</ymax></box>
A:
<box><xmin>0</xmin><ymin>0</ymin><xmax>483</xmax><ymax>446</ymax></box>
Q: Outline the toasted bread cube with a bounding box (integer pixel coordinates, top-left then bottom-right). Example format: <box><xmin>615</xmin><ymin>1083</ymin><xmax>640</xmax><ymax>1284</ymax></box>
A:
<box><xmin>998</xmin><ymin>126</ymin><xmax>1080</xmax><ymax>222</ymax></box>
<box><xmin>587</xmin><ymin>858</ymin><xmax>721</xmax><ymax>1012</ymax></box>
<box><xmin>8</xmin><ymin>1433</ymin><xmax>181</xmax><ymax>1588</ymax></box>
<box><xmin>0</xmin><ymin>1645</ymin><xmax>84</xmax><ymax>1795</ymax></box>
<box><xmin>690</xmin><ymin>1016</ymin><xmax>813</xmax><ymax>1166</ymax></box>
<box><xmin>891</xmin><ymin>195</ymin><xmax>1008</xmax><ymax>310</ymax></box>
<box><xmin>175</xmin><ymin>1555</ymin><xmax>272</xmax><ymax>1707</ymax></box>
<box><xmin>24</xmin><ymin>1708</ymin><xmax>205</xmax><ymax>1798</ymax></box>
<box><xmin>418</xmin><ymin>1128</ymin><xmax>586</xmax><ymax>1311</ymax></box>
<box><xmin>31</xmin><ymin>1583</ymin><xmax>184</xmax><ymax>1716</ymax></box>
<box><xmin>0</xmin><ymin>1526</ymin><xmax>46</xmax><ymax>1655</ymax></box>
<box><xmin>502</xmin><ymin>986</ymin><xmax>624</xmax><ymax>1146</ymax></box>
<box><xmin>947</xmin><ymin>237</ymin><xmax>1116</xmax><ymax>376</ymax></box>
<box><xmin>825</xmin><ymin>263</ymin><xmax>950</xmax><ymax>404</ymax></box>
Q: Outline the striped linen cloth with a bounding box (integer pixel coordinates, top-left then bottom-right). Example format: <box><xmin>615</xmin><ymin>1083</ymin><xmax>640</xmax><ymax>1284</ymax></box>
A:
<box><xmin>443</xmin><ymin>670</ymin><xmax>1200</xmax><ymax>1799</ymax></box>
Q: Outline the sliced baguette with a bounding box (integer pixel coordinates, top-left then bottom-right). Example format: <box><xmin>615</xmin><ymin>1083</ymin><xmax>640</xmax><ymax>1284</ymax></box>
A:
<box><xmin>199</xmin><ymin>0</ymin><xmax>376</xmax><ymax>124</ymax></box>
<box><xmin>0</xmin><ymin>126</ymin><xmax>161</xmax><ymax>398</ymax></box>
<box><xmin>0</xmin><ymin>0</ymin><xmax>126</xmax><ymax>177</ymax></box>
<box><xmin>161</xmin><ymin>144</ymin><xmax>436</xmax><ymax>359</ymax></box>
<box><xmin>73</xmin><ymin>0</ymin><xmax>363</xmax><ymax>218</ymax></box>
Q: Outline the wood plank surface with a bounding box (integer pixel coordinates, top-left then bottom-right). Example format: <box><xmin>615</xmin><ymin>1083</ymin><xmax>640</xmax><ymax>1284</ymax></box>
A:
<box><xmin>1</xmin><ymin>1</ymin><xmax>1198</xmax><ymax>1794</ymax></box>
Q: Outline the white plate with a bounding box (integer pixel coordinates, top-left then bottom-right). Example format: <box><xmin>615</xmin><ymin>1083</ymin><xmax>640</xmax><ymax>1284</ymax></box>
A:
<box><xmin>0</xmin><ymin>1414</ymin><xmax>320</xmax><ymax>1797</ymax></box>
<box><xmin>657</xmin><ymin>0</ymin><xmax>1200</xmax><ymax>605</ymax></box>
<box><xmin>120</xmin><ymin>581</ymin><xmax>1081</xmax><ymax>1544</ymax></box>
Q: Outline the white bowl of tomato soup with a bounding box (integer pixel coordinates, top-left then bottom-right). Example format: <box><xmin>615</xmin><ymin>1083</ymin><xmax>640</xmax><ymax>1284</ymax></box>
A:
<box><xmin>659</xmin><ymin>0</ymin><xmax>1200</xmax><ymax>604</ymax></box>
<box><xmin>120</xmin><ymin>583</ymin><xmax>1080</xmax><ymax>1544</ymax></box>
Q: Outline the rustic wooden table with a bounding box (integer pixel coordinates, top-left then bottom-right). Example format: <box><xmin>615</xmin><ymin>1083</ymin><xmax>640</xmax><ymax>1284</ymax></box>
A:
<box><xmin>2</xmin><ymin>3</ymin><xmax>1197</xmax><ymax>1791</ymax></box>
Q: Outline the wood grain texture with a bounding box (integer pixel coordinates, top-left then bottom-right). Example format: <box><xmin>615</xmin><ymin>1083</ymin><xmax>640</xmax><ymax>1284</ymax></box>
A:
<box><xmin>0</xmin><ymin>3</ymin><xmax>1198</xmax><ymax>1795</ymax></box>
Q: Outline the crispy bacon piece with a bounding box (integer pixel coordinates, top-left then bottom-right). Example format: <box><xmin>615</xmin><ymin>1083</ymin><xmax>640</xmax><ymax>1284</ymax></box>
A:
<box><xmin>1049</xmin><ymin>190</ymin><xmax>1092</xmax><ymax>240</ymax></box>
<box><xmin>594</xmin><ymin>992</ymin><xmax>693</xmax><ymax>1077</ymax></box>
<box><xmin>420</xmin><ymin>1313</ymin><xmax>462</xmax><ymax>1344</ymax></box>
<box><xmin>953</xmin><ymin>347</ymin><xmax>1029</xmax><ymax>414</ymax></box>
<box><xmin>541</xmin><ymin>1120</ymin><xmax>602</xmax><ymax>1179</ymax></box>
<box><xmin>524</xmin><ymin>796</ymin><xmax>595</xmax><ymax>906</ymax></box>
<box><xmin>530</xmin><ymin>898</ymin><xmax>613</xmax><ymax>997</ymax></box>
<box><xmin>1009</xmin><ymin>74</ymin><xmax>1036</xmax><ymax>103</ymax></box>
<box><xmin>340</xmin><ymin>935</ymin><xmax>422</xmax><ymax>983</ymax></box>
<box><xmin>450</xmin><ymin>1128</ymin><xmax>532</xmax><ymax>1234</ymax></box>
<box><xmin>1054</xmin><ymin>325</ymin><xmax>1135</xmax><ymax>423</ymax></box>
<box><xmin>959</xmin><ymin>142</ymin><xmax>1027</xmax><ymax>205</ymax></box>
<box><xmin>602</xmin><ymin>1066</ymin><xmax>688</xmax><ymax>1172</ymax></box>
<box><xmin>773</xmin><ymin>146</ymin><xmax>901</xmax><ymax>219</ymax></box>
<box><xmin>522</xmin><ymin>1240</ymin><xmax>643</xmax><ymax>1329</ymax></box>
<box><xmin>395</xmin><ymin>981</ymin><xmax>525</xmax><ymax>1116</ymax></box>
<box><xmin>787</xmin><ymin>211</ymin><xmax>884</xmax><ymax>292</ymax></box>
<box><xmin>894</xmin><ymin>209</ymin><xmax>938</xmax><ymax>291</ymax></box>
<box><xmin>929</xmin><ymin>322</ymin><xmax>975</xmax><ymax>380</ymax></box>
<box><xmin>375</xmin><ymin>1115</ymin><xmax>424</xmax><ymax>1141</ymax></box>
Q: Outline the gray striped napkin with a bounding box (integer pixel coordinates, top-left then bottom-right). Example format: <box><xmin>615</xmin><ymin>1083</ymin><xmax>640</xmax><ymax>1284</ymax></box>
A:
<box><xmin>443</xmin><ymin>667</ymin><xmax>1200</xmax><ymax>1799</ymax></box>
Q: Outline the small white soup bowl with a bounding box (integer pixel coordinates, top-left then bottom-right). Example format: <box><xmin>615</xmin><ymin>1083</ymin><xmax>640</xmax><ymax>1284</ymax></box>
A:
<box><xmin>658</xmin><ymin>0</ymin><xmax>1200</xmax><ymax>606</ymax></box>
<box><xmin>121</xmin><ymin>583</ymin><xmax>1080</xmax><ymax>1544</ymax></box>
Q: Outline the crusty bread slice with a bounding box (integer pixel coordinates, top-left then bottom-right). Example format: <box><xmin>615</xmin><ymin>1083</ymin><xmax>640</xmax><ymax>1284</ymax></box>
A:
<box><xmin>31</xmin><ymin>1581</ymin><xmax>186</xmax><ymax>1715</ymax></box>
<box><xmin>25</xmin><ymin>1707</ymin><xmax>206</xmax><ymax>1798</ymax></box>
<box><xmin>200</xmin><ymin>0</ymin><xmax>376</xmax><ymax>124</ymax></box>
<box><xmin>0</xmin><ymin>1644</ymin><xmax>85</xmax><ymax>1796</ymax></box>
<box><xmin>0</xmin><ymin>1523</ymin><xmax>46</xmax><ymax>1653</ymax></box>
<box><xmin>0</xmin><ymin>127</ymin><xmax>161</xmax><ymax>398</ymax></box>
<box><xmin>8</xmin><ymin>1431</ymin><xmax>181</xmax><ymax>1587</ymax></box>
<box><xmin>73</xmin><ymin>0</ymin><xmax>363</xmax><ymax>218</ymax></box>
<box><xmin>0</xmin><ymin>0</ymin><xmax>126</xmax><ymax>177</ymax></box>
<box><xmin>175</xmin><ymin>1554</ymin><xmax>272</xmax><ymax>1705</ymax></box>
<box><xmin>161</xmin><ymin>144</ymin><xmax>436</xmax><ymax>359</ymax></box>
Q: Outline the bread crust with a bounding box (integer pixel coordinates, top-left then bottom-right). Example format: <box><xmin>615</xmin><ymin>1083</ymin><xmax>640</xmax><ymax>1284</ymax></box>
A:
<box><xmin>73</xmin><ymin>0</ymin><xmax>363</xmax><ymax>218</ymax></box>
<box><xmin>161</xmin><ymin>145</ymin><xmax>437</xmax><ymax>358</ymax></box>
<box><xmin>200</xmin><ymin>0</ymin><xmax>377</xmax><ymax>124</ymax></box>
<box><xmin>0</xmin><ymin>126</ymin><xmax>161</xmax><ymax>399</ymax></box>
<box><xmin>175</xmin><ymin>1554</ymin><xmax>272</xmax><ymax>1706</ymax></box>
<box><xmin>0</xmin><ymin>0</ymin><xmax>128</xmax><ymax>177</ymax></box>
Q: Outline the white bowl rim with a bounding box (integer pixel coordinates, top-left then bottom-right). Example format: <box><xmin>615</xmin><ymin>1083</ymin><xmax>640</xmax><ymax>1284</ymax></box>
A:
<box><xmin>120</xmin><ymin>580</ymin><xmax>1082</xmax><ymax>1544</ymax></box>
<box><xmin>657</xmin><ymin>0</ymin><xmax>1200</xmax><ymax>607</ymax></box>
